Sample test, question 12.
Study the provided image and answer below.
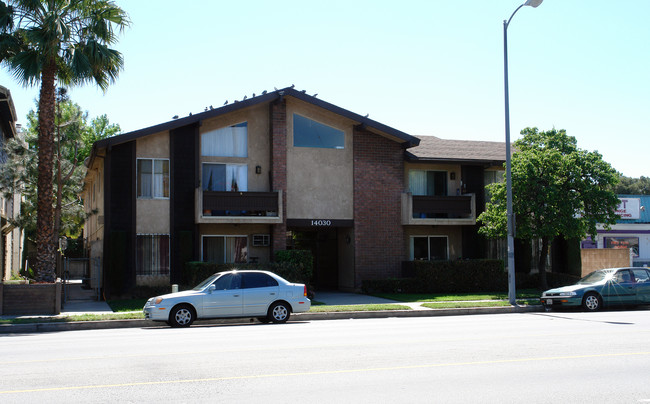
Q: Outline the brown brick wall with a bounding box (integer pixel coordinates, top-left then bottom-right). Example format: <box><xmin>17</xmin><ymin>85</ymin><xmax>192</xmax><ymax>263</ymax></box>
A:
<box><xmin>0</xmin><ymin>281</ymin><xmax>61</xmax><ymax>315</ymax></box>
<box><xmin>353</xmin><ymin>129</ymin><xmax>405</xmax><ymax>286</ymax></box>
<box><xmin>580</xmin><ymin>248</ymin><xmax>631</xmax><ymax>276</ymax></box>
<box><xmin>270</xmin><ymin>100</ymin><xmax>287</xmax><ymax>253</ymax></box>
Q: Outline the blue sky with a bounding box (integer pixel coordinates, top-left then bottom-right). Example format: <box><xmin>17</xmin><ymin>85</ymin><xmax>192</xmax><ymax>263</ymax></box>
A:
<box><xmin>1</xmin><ymin>0</ymin><xmax>648</xmax><ymax>177</ymax></box>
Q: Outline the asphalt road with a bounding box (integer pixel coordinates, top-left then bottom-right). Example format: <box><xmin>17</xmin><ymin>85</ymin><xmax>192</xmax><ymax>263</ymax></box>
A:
<box><xmin>1</xmin><ymin>310</ymin><xmax>650</xmax><ymax>403</ymax></box>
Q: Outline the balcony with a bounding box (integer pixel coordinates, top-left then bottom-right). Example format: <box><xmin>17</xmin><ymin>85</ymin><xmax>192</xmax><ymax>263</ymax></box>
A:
<box><xmin>402</xmin><ymin>193</ymin><xmax>476</xmax><ymax>225</ymax></box>
<box><xmin>196</xmin><ymin>189</ymin><xmax>283</xmax><ymax>224</ymax></box>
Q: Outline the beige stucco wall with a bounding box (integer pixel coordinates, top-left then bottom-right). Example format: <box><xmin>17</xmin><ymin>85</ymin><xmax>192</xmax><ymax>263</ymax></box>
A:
<box><xmin>580</xmin><ymin>248</ymin><xmax>632</xmax><ymax>277</ymax></box>
<box><xmin>286</xmin><ymin>99</ymin><xmax>354</xmax><ymax>220</ymax></box>
<box><xmin>136</xmin><ymin>131</ymin><xmax>170</xmax><ymax>234</ymax></box>
<box><xmin>84</xmin><ymin>150</ymin><xmax>105</xmax><ymax>244</ymax></box>
<box><xmin>199</xmin><ymin>104</ymin><xmax>270</xmax><ymax>192</ymax></box>
<box><xmin>404</xmin><ymin>226</ymin><xmax>463</xmax><ymax>260</ymax></box>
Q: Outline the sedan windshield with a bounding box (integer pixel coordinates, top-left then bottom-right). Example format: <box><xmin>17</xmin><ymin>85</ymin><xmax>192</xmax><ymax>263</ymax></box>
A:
<box><xmin>577</xmin><ymin>270</ymin><xmax>611</xmax><ymax>285</ymax></box>
<box><xmin>193</xmin><ymin>274</ymin><xmax>220</xmax><ymax>291</ymax></box>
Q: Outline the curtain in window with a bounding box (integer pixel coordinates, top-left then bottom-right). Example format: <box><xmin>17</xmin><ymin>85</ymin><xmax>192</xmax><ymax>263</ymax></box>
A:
<box><xmin>203</xmin><ymin>237</ymin><xmax>225</xmax><ymax>263</ymax></box>
<box><xmin>226</xmin><ymin>237</ymin><xmax>248</xmax><ymax>263</ymax></box>
<box><xmin>137</xmin><ymin>160</ymin><xmax>152</xmax><ymax>198</ymax></box>
<box><xmin>136</xmin><ymin>235</ymin><xmax>170</xmax><ymax>275</ymax></box>
<box><xmin>153</xmin><ymin>160</ymin><xmax>169</xmax><ymax>198</ymax></box>
<box><xmin>203</xmin><ymin>164</ymin><xmax>247</xmax><ymax>191</ymax></box>
<box><xmin>201</xmin><ymin>123</ymin><xmax>248</xmax><ymax>157</ymax></box>
<box><xmin>409</xmin><ymin>170</ymin><xmax>427</xmax><ymax>195</ymax></box>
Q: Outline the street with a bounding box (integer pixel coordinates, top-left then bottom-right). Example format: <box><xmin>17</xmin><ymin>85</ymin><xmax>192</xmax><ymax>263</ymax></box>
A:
<box><xmin>1</xmin><ymin>310</ymin><xmax>650</xmax><ymax>403</ymax></box>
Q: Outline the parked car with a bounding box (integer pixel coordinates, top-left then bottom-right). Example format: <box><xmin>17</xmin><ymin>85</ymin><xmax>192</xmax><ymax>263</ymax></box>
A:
<box><xmin>143</xmin><ymin>270</ymin><xmax>311</xmax><ymax>327</ymax></box>
<box><xmin>541</xmin><ymin>267</ymin><xmax>650</xmax><ymax>311</ymax></box>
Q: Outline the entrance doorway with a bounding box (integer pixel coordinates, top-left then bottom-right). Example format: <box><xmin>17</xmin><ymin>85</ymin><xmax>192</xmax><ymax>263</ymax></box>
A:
<box><xmin>287</xmin><ymin>228</ymin><xmax>339</xmax><ymax>290</ymax></box>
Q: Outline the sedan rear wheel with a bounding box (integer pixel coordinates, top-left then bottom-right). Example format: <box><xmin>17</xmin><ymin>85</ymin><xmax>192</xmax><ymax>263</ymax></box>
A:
<box><xmin>268</xmin><ymin>302</ymin><xmax>290</xmax><ymax>324</ymax></box>
<box><xmin>582</xmin><ymin>293</ymin><xmax>602</xmax><ymax>312</ymax></box>
<box><xmin>169</xmin><ymin>304</ymin><xmax>195</xmax><ymax>327</ymax></box>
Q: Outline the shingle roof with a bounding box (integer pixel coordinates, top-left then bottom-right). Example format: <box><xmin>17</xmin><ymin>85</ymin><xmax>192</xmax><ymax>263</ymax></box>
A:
<box><xmin>407</xmin><ymin>135</ymin><xmax>507</xmax><ymax>164</ymax></box>
<box><xmin>93</xmin><ymin>86</ymin><xmax>419</xmax><ymax>150</ymax></box>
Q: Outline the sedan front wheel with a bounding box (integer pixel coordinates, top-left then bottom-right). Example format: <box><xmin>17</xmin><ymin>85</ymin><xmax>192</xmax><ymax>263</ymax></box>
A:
<box><xmin>582</xmin><ymin>293</ymin><xmax>602</xmax><ymax>312</ymax></box>
<box><xmin>169</xmin><ymin>304</ymin><xmax>195</xmax><ymax>327</ymax></box>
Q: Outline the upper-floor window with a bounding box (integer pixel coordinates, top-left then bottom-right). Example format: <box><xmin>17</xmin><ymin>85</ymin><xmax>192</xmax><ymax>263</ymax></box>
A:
<box><xmin>137</xmin><ymin>158</ymin><xmax>169</xmax><ymax>198</ymax></box>
<box><xmin>201</xmin><ymin>122</ymin><xmax>247</xmax><ymax>157</ymax></box>
<box><xmin>409</xmin><ymin>170</ymin><xmax>447</xmax><ymax>196</ymax></box>
<box><xmin>202</xmin><ymin>163</ymin><xmax>247</xmax><ymax>192</ymax></box>
<box><xmin>293</xmin><ymin>114</ymin><xmax>344</xmax><ymax>149</ymax></box>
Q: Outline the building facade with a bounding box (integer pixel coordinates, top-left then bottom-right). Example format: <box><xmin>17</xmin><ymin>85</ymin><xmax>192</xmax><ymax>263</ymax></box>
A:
<box><xmin>0</xmin><ymin>85</ymin><xmax>23</xmax><ymax>280</ymax></box>
<box><xmin>83</xmin><ymin>88</ymin><xmax>505</xmax><ymax>294</ymax></box>
<box><xmin>583</xmin><ymin>195</ymin><xmax>650</xmax><ymax>267</ymax></box>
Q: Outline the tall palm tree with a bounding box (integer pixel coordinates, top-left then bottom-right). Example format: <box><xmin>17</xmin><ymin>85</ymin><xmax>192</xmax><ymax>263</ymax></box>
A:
<box><xmin>0</xmin><ymin>0</ymin><xmax>129</xmax><ymax>282</ymax></box>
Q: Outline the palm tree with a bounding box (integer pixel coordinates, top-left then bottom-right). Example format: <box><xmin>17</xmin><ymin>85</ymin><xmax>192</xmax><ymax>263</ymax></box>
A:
<box><xmin>0</xmin><ymin>0</ymin><xmax>129</xmax><ymax>282</ymax></box>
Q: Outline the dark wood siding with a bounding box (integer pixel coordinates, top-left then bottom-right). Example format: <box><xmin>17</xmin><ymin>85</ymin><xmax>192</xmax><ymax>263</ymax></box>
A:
<box><xmin>170</xmin><ymin>124</ymin><xmax>198</xmax><ymax>284</ymax></box>
<box><xmin>103</xmin><ymin>142</ymin><xmax>136</xmax><ymax>295</ymax></box>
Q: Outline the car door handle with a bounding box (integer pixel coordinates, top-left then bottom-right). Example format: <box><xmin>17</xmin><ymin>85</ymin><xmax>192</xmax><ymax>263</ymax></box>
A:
<box><xmin>233</xmin><ymin>294</ymin><xmax>240</xmax><ymax>297</ymax></box>
<box><xmin>270</xmin><ymin>292</ymin><xmax>276</xmax><ymax>296</ymax></box>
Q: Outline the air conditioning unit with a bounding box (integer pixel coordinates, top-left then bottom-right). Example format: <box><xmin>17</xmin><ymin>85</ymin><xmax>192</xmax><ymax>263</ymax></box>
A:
<box><xmin>252</xmin><ymin>234</ymin><xmax>270</xmax><ymax>247</ymax></box>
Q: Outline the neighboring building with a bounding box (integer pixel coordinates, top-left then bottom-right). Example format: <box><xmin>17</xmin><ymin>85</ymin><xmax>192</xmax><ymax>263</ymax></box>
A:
<box><xmin>0</xmin><ymin>85</ymin><xmax>23</xmax><ymax>280</ymax></box>
<box><xmin>583</xmin><ymin>195</ymin><xmax>650</xmax><ymax>267</ymax></box>
<box><xmin>82</xmin><ymin>87</ymin><xmax>505</xmax><ymax>294</ymax></box>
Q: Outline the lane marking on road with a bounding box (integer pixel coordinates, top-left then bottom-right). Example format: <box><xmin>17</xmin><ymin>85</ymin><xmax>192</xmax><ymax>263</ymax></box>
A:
<box><xmin>1</xmin><ymin>351</ymin><xmax>650</xmax><ymax>395</ymax></box>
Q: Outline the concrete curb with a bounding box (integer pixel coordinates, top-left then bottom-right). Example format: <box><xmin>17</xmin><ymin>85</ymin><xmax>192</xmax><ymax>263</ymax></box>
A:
<box><xmin>0</xmin><ymin>305</ymin><xmax>544</xmax><ymax>334</ymax></box>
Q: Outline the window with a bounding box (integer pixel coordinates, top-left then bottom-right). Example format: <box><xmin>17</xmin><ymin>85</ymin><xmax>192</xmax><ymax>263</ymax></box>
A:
<box><xmin>484</xmin><ymin>170</ymin><xmax>505</xmax><ymax>202</ymax></box>
<box><xmin>201</xmin><ymin>122</ymin><xmax>247</xmax><ymax>157</ymax></box>
<box><xmin>212</xmin><ymin>273</ymin><xmax>241</xmax><ymax>290</ymax></box>
<box><xmin>632</xmin><ymin>269</ymin><xmax>650</xmax><ymax>283</ymax></box>
<box><xmin>137</xmin><ymin>159</ymin><xmax>169</xmax><ymax>198</ymax></box>
<box><xmin>409</xmin><ymin>170</ymin><xmax>447</xmax><ymax>196</ymax></box>
<box><xmin>136</xmin><ymin>234</ymin><xmax>170</xmax><ymax>275</ymax></box>
<box><xmin>241</xmin><ymin>272</ymin><xmax>278</xmax><ymax>289</ymax></box>
<box><xmin>293</xmin><ymin>114</ymin><xmax>344</xmax><ymax>149</ymax></box>
<box><xmin>202</xmin><ymin>236</ymin><xmax>248</xmax><ymax>263</ymax></box>
<box><xmin>202</xmin><ymin>163</ymin><xmax>247</xmax><ymax>192</ymax></box>
<box><xmin>412</xmin><ymin>236</ymin><xmax>448</xmax><ymax>261</ymax></box>
<box><xmin>604</xmin><ymin>236</ymin><xmax>639</xmax><ymax>257</ymax></box>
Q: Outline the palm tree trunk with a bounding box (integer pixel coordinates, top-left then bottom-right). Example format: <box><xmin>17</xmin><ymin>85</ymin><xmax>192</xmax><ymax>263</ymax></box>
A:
<box><xmin>538</xmin><ymin>236</ymin><xmax>549</xmax><ymax>290</ymax></box>
<box><xmin>34</xmin><ymin>61</ymin><xmax>57</xmax><ymax>283</ymax></box>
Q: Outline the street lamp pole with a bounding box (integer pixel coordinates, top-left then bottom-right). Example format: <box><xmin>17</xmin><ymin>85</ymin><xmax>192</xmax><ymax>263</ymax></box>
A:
<box><xmin>503</xmin><ymin>0</ymin><xmax>543</xmax><ymax>306</ymax></box>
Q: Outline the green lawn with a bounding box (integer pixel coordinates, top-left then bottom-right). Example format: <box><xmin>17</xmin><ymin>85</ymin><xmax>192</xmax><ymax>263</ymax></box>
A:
<box><xmin>370</xmin><ymin>289</ymin><xmax>541</xmax><ymax>302</ymax></box>
<box><xmin>107</xmin><ymin>299</ymin><xmax>149</xmax><ymax>312</ymax></box>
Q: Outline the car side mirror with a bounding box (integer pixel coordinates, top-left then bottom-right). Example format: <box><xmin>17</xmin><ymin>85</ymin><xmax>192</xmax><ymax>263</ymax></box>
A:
<box><xmin>208</xmin><ymin>285</ymin><xmax>216</xmax><ymax>293</ymax></box>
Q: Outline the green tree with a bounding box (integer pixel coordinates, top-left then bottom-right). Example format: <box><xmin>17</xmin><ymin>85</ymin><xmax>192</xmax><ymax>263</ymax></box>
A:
<box><xmin>615</xmin><ymin>175</ymin><xmax>650</xmax><ymax>195</ymax></box>
<box><xmin>478</xmin><ymin>128</ymin><xmax>620</xmax><ymax>289</ymax></box>
<box><xmin>0</xmin><ymin>0</ymin><xmax>129</xmax><ymax>282</ymax></box>
<box><xmin>0</xmin><ymin>91</ymin><xmax>120</xmax><ymax>257</ymax></box>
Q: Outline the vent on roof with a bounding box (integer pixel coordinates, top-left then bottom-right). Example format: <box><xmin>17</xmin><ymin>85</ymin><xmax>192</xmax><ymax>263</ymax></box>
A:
<box><xmin>252</xmin><ymin>234</ymin><xmax>270</xmax><ymax>247</ymax></box>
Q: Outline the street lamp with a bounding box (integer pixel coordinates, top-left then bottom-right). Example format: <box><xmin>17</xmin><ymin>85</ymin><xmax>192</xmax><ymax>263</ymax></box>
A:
<box><xmin>503</xmin><ymin>0</ymin><xmax>543</xmax><ymax>306</ymax></box>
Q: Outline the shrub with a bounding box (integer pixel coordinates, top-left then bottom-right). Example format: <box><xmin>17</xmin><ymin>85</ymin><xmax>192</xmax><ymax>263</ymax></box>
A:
<box><xmin>363</xmin><ymin>259</ymin><xmax>506</xmax><ymax>294</ymax></box>
<box><xmin>272</xmin><ymin>250</ymin><xmax>313</xmax><ymax>285</ymax></box>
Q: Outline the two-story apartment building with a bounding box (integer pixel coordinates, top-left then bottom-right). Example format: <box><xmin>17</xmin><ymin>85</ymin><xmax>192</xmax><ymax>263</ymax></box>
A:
<box><xmin>1</xmin><ymin>85</ymin><xmax>22</xmax><ymax>280</ymax></box>
<box><xmin>83</xmin><ymin>87</ymin><xmax>505</xmax><ymax>294</ymax></box>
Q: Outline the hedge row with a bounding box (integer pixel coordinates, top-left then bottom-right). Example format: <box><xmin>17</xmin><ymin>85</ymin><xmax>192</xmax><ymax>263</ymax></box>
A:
<box><xmin>180</xmin><ymin>250</ymin><xmax>314</xmax><ymax>290</ymax></box>
<box><xmin>363</xmin><ymin>260</ymin><xmax>507</xmax><ymax>294</ymax></box>
<box><xmin>362</xmin><ymin>259</ymin><xmax>582</xmax><ymax>294</ymax></box>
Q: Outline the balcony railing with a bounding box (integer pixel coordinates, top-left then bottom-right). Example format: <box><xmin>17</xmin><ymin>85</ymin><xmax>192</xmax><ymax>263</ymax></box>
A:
<box><xmin>196</xmin><ymin>189</ymin><xmax>282</xmax><ymax>224</ymax></box>
<box><xmin>402</xmin><ymin>193</ymin><xmax>476</xmax><ymax>225</ymax></box>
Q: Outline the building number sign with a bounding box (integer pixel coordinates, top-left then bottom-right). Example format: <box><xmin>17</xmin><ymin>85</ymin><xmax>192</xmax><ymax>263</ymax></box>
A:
<box><xmin>311</xmin><ymin>220</ymin><xmax>332</xmax><ymax>226</ymax></box>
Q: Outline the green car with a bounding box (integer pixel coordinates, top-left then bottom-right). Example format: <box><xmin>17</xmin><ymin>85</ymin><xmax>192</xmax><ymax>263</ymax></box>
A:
<box><xmin>541</xmin><ymin>267</ymin><xmax>650</xmax><ymax>311</ymax></box>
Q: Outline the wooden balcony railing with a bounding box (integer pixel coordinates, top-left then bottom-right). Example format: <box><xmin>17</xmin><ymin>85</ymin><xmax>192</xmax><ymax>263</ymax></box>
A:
<box><xmin>402</xmin><ymin>193</ymin><xmax>476</xmax><ymax>225</ymax></box>
<box><xmin>197</xmin><ymin>190</ymin><xmax>282</xmax><ymax>223</ymax></box>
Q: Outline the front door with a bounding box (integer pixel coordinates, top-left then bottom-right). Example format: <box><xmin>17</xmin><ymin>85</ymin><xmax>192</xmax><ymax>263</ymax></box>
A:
<box><xmin>203</xmin><ymin>273</ymin><xmax>243</xmax><ymax>317</ymax></box>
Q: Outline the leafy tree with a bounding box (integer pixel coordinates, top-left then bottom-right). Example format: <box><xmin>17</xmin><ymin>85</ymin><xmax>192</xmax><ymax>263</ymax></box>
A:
<box><xmin>0</xmin><ymin>0</ymin><xmax>129</xmax><ymax>282</ymax></box>
<box><xmin>615</xmin><ymin>175</ymin><xmax>650</xmax><ymax>195</ymax></box>
<box><xmin>478</xmin><ymin>128</ymin><xmax>620</xmax><ymax>289</ymax></box>
<box><xmin>0</xmin><ymin>91</ymin><xmax>120</xmax><ymax>258</ymax></box>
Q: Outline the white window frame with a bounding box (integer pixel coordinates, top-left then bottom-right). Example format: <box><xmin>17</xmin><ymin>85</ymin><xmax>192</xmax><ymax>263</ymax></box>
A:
<box><xmin>137</xmin><ymin>158</ymin><xmax>170</xmax><ymax>199</ymax></box>
<box><xmin>201</xmin><ymin>235</ymin><xmax>249</xmax><ymax>264</ymax></box>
